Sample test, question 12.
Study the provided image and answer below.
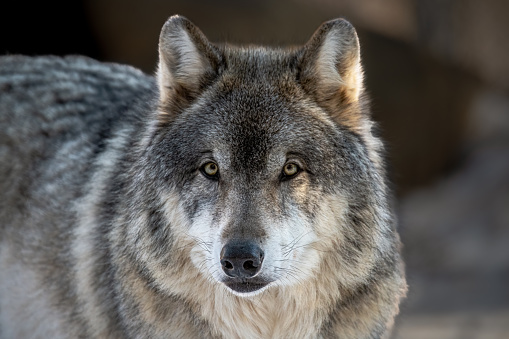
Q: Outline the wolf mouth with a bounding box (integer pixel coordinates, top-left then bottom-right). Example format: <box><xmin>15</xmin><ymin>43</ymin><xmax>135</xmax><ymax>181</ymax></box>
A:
<box><xmin>223</xmin><ymin>279</ymin><xmax>271</xmax><ymax>293</ymax></box>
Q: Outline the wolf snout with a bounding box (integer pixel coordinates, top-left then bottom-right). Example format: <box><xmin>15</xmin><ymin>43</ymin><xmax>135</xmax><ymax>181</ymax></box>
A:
<box><xmin>220</xmin><ymin>240</ymin><xmax>264</xmax><ymax>278</ymax></box>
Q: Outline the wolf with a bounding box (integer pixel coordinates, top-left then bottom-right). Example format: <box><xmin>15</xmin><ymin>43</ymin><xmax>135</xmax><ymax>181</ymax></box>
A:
<box><xmin>0</xmin><ymin>15</ymin><xmax>406</xmax><ymax>338</ymax></box>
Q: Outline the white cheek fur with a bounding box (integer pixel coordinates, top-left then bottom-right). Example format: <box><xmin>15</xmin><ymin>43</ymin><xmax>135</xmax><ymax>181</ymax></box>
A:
<box><xmin>187</xmin><ymin>204</ymin><xmax>321</xmax><ymax>290</ymax></box>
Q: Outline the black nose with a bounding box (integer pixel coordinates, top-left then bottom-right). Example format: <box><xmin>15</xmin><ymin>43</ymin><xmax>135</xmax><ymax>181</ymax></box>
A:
<box><xmin>220</xmin><ymin>240</ymin><xmax>264</xmax><ymax>278</ymax></box>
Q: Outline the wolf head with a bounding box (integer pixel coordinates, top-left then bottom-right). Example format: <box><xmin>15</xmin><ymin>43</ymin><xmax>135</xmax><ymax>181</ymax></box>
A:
<box><xmin>126</xmin><ymin>15</ymin><xmax>395</xmax><ymax>298</ymax></box>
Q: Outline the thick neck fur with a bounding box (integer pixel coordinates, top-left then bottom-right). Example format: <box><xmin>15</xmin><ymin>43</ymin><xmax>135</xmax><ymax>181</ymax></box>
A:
<box><xmin>159</xmin><ymin>252</ymin><xmax>335</xmax><ymax>339</ymax></box>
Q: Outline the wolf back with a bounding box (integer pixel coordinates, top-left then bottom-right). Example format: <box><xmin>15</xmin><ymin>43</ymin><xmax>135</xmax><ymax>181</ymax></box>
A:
<box><xmin>0</xmin><ymin>16</ymin><xmax>406</xmax><ymax>338</ymax></box>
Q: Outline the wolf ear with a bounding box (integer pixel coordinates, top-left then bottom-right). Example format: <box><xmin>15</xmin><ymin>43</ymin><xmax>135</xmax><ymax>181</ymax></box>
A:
<box><xmin>157</xmin><ymin>15</ymin><xmax>222</xmax><ymax>110</ymax></box>
<box><xmin>299</xmin><ymin>19</ymin><xmax>364</xmax><ymax>120</ymax></box>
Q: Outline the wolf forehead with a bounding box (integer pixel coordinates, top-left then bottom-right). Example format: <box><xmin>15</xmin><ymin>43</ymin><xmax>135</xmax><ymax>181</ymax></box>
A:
<box><xmin>164</xmin><ymin>46</ymin><xmax>328</xmax><ymax>136</ymax></box>
<box><xmin>160</xmin><ymin>67</ymin><xmax>353</xmax><ymax>153</ymax></box>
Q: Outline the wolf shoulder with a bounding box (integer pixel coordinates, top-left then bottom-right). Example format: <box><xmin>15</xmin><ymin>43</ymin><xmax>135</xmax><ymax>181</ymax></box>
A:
<box><xmin>0</xmin><ymin>55</ymin><xmax>155</xmax><ymax>201</ymax></box>
<box><xmin>0</xmin><ymin>55</ymin><xmax>155</xmax><ymax>139</ymax></box>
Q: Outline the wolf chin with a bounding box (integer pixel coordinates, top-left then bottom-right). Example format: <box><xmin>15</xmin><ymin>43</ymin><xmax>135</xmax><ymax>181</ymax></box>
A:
<box><xmin>0</xmin><ymin>15</ymin><xmax>406</xmax><ymax>338</ymax></box>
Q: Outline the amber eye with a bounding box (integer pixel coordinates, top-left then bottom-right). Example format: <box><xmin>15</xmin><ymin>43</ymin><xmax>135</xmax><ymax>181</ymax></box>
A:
<box><xmin>283</xmin><ymin>163</ymin><xmax>300</xmax><ymax>177</ymax></box>
<box><xmin>201</xmin><ymin>162</ymin><xmax>219</xmax><ymax>178</ymax></box>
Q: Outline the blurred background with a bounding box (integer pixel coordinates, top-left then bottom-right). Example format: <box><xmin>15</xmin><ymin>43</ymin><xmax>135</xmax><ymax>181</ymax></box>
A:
<box><xmin>1</xmin><ymin>0</ymin><xmax>508</xmax><ymax>337</ymax></box>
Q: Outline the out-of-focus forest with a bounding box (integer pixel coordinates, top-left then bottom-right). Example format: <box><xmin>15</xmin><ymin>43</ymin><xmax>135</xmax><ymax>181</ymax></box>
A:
<box><xmin>1</xmin><ymin>1</ymin><xmax>508</xmax><ymax>337</ymax></box>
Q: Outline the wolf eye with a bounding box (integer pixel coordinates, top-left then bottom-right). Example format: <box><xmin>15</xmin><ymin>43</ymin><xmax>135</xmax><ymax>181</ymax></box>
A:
<box><xmin>282</xmin><ymin>163</ymin><xmax>300</xmax><ymax>178</ymax></box>
<box><xmin>201</xmin><ymin>162</ymin><xmax>219</xmax><ymax>179</ymax></box>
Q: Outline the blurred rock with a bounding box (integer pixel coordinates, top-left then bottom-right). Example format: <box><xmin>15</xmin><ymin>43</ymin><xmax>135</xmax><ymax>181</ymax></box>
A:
<box><xmin>395</xmin><ymin>88</ymin><xmax>509</xmax><ymax>336</ymax></box>
<box><xmin>359</xmin><ymin>31</ymin><xmax>478</xmax><ymax>195</ymax></box>
<box><xmin>400</xmin><ymin>142</ymin><xmax>509</xmax><ymax>274</ymax></box>
<box><xmin>393</xmin><ymin>310</ymin><xmax>509</xmax><ymax>339</ymax></box>
<box><xmin>400</xmin><ymin>88</ymin><xmax>509</xmax><ymax>275</ymax></box>
<box><xmin>416</xmin><ymin>0</ymin><xmax>509</xmax><ymax>91</ymax></box>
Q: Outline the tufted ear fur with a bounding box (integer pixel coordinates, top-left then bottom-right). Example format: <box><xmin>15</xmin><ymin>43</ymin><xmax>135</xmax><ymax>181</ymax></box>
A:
<box><xmin>299</xmin><ymin>19</ymin><xmax>365</xmax><ymax>128</ymax></box>
<box><xmin>157</xmin><ymin>15</ymin><xmax>222</xmax><ymax>113</ymax></box>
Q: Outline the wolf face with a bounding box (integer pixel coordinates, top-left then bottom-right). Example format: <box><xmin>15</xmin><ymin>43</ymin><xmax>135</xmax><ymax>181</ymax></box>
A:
<box><xmin>134</xmin><ymin>16</ymin><xmax>392</xmax><ymax>299</ymax></box>
<box><xmin>161</xmin><ymin>80</ymin><xmax>350</xmax><ymax>296</ymax></box>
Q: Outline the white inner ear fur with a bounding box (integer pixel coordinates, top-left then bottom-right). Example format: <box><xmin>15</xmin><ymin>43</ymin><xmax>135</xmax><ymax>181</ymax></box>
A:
<box><xmin>316</xmin><ymin>30</ymin><xmax>363</xmax><ymax>101</ymax></box>
<box><xmin>158</xmin><ymin>29</ymin><xmax>205</xmax><ymax>103</ymax></box>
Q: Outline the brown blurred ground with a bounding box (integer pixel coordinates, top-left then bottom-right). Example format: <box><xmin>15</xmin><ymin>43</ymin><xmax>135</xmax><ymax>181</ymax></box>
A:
<box><xmin>1</xmin><ymin>1</ymin><xmax>508</xmax><ymax>337</ymax></box>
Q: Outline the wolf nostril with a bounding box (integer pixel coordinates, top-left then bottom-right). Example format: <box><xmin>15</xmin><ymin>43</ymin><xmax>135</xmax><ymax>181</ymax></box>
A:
<box><xmin>243</xmin><ymin>260</ymin><xmax>256</xmax><ymax>270</ymax></box>
<box><xmin>220</xmin><ymin>240</ymin><xmax>264</xmax><ymax>278</ymax></box>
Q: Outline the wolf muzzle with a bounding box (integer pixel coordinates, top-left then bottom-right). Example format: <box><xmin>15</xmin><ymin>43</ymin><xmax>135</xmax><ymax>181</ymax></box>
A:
<box><xmin>219</xmin><ymin>240</ymin><xmax>269</xmax><ymax>293</ymax></box>
<box><xmin>220</xmin><ymin>239</ymin><xmax>264</xmax><ymax>278</ymax></box>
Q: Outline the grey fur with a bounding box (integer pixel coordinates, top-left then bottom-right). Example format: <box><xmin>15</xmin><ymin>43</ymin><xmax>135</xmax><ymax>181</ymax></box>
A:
<box><xmin>0</xmin><ymin>16</ymin><xmax>406</xmax><ymax>338</ymax></box>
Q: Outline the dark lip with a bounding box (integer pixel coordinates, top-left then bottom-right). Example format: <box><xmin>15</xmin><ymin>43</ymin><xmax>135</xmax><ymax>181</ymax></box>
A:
<box><xmin>223</xmin><ymin>279</ymin><xmax>271</xmax><ymax>293</ymax></box>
